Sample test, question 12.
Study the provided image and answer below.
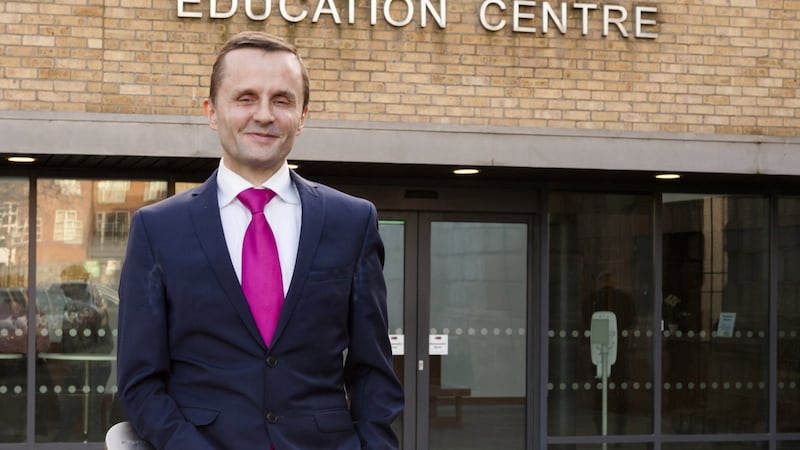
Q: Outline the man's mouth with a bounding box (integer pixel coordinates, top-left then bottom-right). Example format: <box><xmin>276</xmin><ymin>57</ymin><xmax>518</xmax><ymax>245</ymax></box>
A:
<box><xmin>245</xmin><ymin>131</ymin><xmax>279</xmax><ymax>142</ymax></box>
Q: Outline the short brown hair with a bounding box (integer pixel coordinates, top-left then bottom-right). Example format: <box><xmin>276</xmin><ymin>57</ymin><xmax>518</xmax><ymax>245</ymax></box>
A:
<box><xmin>208</xmin><ymin>31</ymin><xmax>310</xmax><ymax>110</ymax></box>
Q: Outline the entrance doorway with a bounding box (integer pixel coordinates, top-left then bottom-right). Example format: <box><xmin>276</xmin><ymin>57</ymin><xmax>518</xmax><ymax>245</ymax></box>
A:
<box><xmin>379</xmin><ymin>211</ymin><xmax>536</xmax><ymax>450</ymax></box>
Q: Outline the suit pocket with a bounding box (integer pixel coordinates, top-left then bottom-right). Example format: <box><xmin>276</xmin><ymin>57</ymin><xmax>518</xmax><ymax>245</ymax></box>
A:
<box><xmin>180</xmin><ymin>406</ymin><xmax>220</xmax><ymax>427</ymax></box>
<box><xmin>313</xmin><ymin>409</ymin><xmax>354</xmax><ymax>433</ymax></box>
<box><xmin>306</xmin><ymin>265</ymin><xmax>354</xmax><ymax>283</ymax></box>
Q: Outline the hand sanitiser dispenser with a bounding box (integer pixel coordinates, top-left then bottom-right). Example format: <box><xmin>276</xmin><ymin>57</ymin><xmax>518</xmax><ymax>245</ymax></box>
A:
<box><xmin>590</xmin><ymin>311</ymin><xmax>618</xmax><ymax>379</ymax></box>
<box><xmin>590</xmin><ymin>311</ymin><xmax>618</xmax><ymax>444</ymax></box>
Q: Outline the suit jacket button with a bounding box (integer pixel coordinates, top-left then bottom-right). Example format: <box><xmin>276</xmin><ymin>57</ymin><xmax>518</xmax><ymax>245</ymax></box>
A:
<box><xmin>266</xmin><ymin>412</ymin><xmax>278</xmax><ymax>423</ymax></box>
<box><xmin>266</xmin><ymin>356</ymin><xmax>278</xmax><ymax>367</ymax></box>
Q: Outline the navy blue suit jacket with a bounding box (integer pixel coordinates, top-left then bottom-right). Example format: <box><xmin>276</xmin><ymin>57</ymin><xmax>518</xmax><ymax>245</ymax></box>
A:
<box><xmin>117</xmin><ymin>171</ymin><xmax>403</xmax><ymax>450</ymax></box>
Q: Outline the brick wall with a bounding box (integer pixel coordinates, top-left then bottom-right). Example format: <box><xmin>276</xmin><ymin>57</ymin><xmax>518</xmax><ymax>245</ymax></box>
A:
<box><xmin>0</xmin><ymin>0</ymin><xmax>798</xmax><ymax>136</ymax></box>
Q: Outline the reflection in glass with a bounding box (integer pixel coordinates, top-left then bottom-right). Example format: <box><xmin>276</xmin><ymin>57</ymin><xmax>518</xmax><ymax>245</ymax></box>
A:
<box><xmin>777</xmin><ymin>196</ymin><xmax>800</xmax><ymax>432</ymax></box>
<box><xmin>663</xmin><ymin>442</ymin><xmax>767</xmax><ymax>450</ymax></box>
<box><xmin>428</xmin><ymin>221</ymin><xmax>527</xmax><ymax>450</ymax></box>
<box><xmin>381</xmin><ymin>221</ymin><xmax>405</xmax><ymax>336</ymax></box>
<box><xmin>0</xmin><ymin>179</ymin><xmax>30</xmax><ymax>443</ymax></box>
<box><xmin>550</xmin><ymin>445</ymin><xmax>652</xmax><ymax>450</ymax></box>
<box><xmin>35</xmin><ymin>179</ymin><xmax>167</xmax><ymax>442</ymax></box>
<box><xmin>661</xmin><ymin>194</ymin><xmax>769</xmax><ymax>434</ymax></box>
<box><xmin>548</xmin><ymin>192</ymin><xmax>654</xmax><ymax>437</ymax></box>
<box><xmin>379</xmin><ymin>220</ymin><xmax>405</xmax><ymax>448</ymax></box>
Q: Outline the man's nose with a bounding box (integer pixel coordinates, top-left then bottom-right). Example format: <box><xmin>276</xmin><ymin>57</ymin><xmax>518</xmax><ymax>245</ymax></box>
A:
<box><xmin>253</xmin><ymin>100</ymin><xmax>274</xmax><ymax>122</ymax></box>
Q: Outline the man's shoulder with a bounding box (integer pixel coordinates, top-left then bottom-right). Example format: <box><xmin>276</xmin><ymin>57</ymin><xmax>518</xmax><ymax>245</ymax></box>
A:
<box><xmin>293</xmin><ymin>172</ymin><xmax>374</xmax><ymax>209</ymax></box>
<box><xmin>136</xmin><ymin>176</ymin><xmax>214</xmax><ymax>218</ymax></box>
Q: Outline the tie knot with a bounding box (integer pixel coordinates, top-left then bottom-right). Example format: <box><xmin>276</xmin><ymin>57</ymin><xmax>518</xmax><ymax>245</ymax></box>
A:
<box><xmin>237</xmin><ymin>188</ymin><xmax>277</xmax><ymax>214</ymax></box>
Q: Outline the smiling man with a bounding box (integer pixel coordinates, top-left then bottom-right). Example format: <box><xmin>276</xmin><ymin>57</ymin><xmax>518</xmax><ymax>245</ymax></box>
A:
<box><xmin>117</xmin><ymin>32</ymin><xmax>403</xmax><ymax>450</ymax></box>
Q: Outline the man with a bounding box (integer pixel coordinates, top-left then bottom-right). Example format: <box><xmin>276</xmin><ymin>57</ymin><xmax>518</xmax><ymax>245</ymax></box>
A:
<box><xmin>117</xmin><ymin>31</ymin><xmax>403</xmax><ymax>450</ymax></box>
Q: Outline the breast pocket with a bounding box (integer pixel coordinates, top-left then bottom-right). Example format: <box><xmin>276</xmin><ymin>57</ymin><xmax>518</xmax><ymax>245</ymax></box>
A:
<box><xmin>306</xmin><ymin>265</ymin><xmax>354</xmax><ymax>284</ymax></box>
<box><xmin>299</xmin><ymin>266</ymin><xmax>354</xmax><ymax>318</ymax></box>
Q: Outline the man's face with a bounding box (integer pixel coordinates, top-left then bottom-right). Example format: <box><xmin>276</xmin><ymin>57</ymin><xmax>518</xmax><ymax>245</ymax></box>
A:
<box><xmin>204</xmin><ymin>48</ymin><xmax>307</xmax><ymax>185</ymax></box>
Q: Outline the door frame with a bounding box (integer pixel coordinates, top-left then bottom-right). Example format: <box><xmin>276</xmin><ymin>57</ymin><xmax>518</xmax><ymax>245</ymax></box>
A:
<box><xmin>379</xmin><ymin>207</ymin><xmax>543</xmax><ymax>450</ymax></box>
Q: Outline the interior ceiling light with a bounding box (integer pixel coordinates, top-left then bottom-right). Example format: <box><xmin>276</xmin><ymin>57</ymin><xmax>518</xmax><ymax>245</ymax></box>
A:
<box><xmin>287</xmin><ymin>162</ymin><xmax>299</xmax><ymax>170</ymax></box>
<box><xmin>7</xmin><ymin>156</ymin><xmax>36</xmax><ymax>163</ymax></box>
<box><xmin>655</xmin><ymin>173</ymin><xmax>681</xmax><ymax>180</ymax></box>
<box><xmin>453</xmin><ymin>168</ymin><xmax>480</xmax><ymax>175</ymax></box>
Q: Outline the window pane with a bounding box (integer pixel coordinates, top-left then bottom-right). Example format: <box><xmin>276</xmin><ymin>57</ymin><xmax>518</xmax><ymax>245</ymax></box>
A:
<box><xmin>379</xmin><ymin>219</ymin><xmax>405</xmax><ymax>448</ymax></box>
<box><xmin>0</xmin><ymin>179</ymin><xmax>30</xmax><ymax>443</ymax></box>
<box><xmin>381</xmin><ymin>220</ymin><xmax>405</xmax><ymax>336</ymax></box>
<box><xmin>429</xmin><ymin>221</ymin><xmax>528</xmax><ymax>450</ymax></box>
<box><xmin>777</xmin><ymin>196</ymin><xmax>800</xmax><ymax>432</ymax></box>
<box><xmin>662</xmin><ymin>194</ymin><xmax>769</xmax><ymax>434</ymax></box>
<box><xmin>548</xmin><ymin>193</ymin><xmax>655</xmax><ymax>437</ymax></box>
<box><xmin>35</xmin><ymin>179</ymin><xmax>167</xmax><ymax>442</ymax></box>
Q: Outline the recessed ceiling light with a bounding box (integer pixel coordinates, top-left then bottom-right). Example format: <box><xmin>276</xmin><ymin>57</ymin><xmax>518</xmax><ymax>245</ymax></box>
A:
<box><xmin>7</xmin><ymin>156</ymin><xmax>36</xmax><ymax>163</ymax></box>
<box><xmin>453</xmin><ymin>168</ymin><xmax>480</xmax><ymax>175</ymax></box>
<box><xmin>655</xmin><ymin>173</ymin><xmax>681</xmax><ymax>180</ymax></box>
<box><xmin>288</xmin><ymin>163</ymin><xmax>299</xmax><ymax>170</ymax></box>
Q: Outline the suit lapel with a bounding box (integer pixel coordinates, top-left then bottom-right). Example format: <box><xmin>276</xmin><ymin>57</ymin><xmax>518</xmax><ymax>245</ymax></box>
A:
<box><xmin>188</xmin><ymin>172</ymin><xmax>264</xmax><ymax>345</ymax></box>
<box><xmin>271</xmin><ymin>171</ymin><xmax>325</xmax><ymax>346</ymax></box>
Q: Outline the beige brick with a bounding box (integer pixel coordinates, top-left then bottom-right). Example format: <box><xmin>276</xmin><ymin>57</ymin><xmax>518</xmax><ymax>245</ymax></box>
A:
<box><xmin>0</xmin><ymin>0</ymin><xmax>794</xmax><ymax>136</ymax></box>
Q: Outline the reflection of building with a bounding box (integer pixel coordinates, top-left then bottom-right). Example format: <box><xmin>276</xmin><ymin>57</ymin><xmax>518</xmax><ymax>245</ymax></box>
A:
<box><xmin>33</xmin><ymin>180</ymin><xmax>165</xmax><ymax>287</ymax></box>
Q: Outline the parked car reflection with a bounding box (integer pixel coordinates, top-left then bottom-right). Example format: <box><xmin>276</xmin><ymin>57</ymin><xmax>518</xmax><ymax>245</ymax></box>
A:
<box><xmin>44</xmin><ymin>280</ymin><xmax>114</xmax><ymax>442</ymax></box>
<box><xmin>0</xmin><ymin>287</ymin><xmax>52</xmax><ymax>442</ymax></box>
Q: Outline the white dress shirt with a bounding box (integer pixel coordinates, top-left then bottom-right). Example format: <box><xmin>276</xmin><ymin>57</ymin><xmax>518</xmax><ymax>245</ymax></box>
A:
<box><xmin>217</xmin><ymin>159</ymin><xmax>301</xmax><ymax>296</ymax></box>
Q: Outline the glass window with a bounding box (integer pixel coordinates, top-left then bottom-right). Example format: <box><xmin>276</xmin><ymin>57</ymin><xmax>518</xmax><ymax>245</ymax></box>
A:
<box><xmin>0</xmin><ymin>179</ymin><xmax>30</xmax><ymax>443</ymax></box>
<box><xmin>53</xmin><ymin>210</ymin><xmax>83</xmax><ymax>244</ymax></box>
<box><xmin>176</xmin><ymin>181</ymin><xmax>201</xmax><ymax>195</ymax></box>
<box><xmin>143</xmin><ymin>181</ymin><xmax>167</xmax><ymax>202</ymax></box>
<box><xmin>548</xmin><ymin>193</ymin><xmax>655</xmax><ymax>437</ymax></box>
<box><xmin>35</xmin><ymin>178</ymin><xmax>167</xmax><ymax>443</ymax></box>
<box><xmin>661</xmin><ymin>194</ymin><xmax>769</xmax><ymax>434</ymax></box>
<box><xmin>429</xmin><ymin>221</ymin><xmax>528</xmax><ymax>450</ymax></box>
<box><xmin>379</xmin><ymin>219</ymin><xmax>405</xmax><ymax>447</ymax></box>
<box><xmin>777</xmin><ymin>196</ymin><xmax>800</xmax><ymax>432</ymax></box>
<box><xmin>96</xmin><ymin>181</ymin><xmax>131</xmax><ymax>204</ymax></box>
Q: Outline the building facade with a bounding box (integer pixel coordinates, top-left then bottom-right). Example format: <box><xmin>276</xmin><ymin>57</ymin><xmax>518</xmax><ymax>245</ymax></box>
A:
<box><xmin>0</xmin><ymin>0</ymin><xmax>799</xmax><ymax>448</ymax></box>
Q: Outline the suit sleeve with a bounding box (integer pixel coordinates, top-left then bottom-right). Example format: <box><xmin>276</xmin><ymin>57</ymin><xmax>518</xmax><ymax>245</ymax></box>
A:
<box><xmin>117</xmin><ymin>210</ymin><xmax>217</xmax><ymax>450</ymax></box>
<box><xmin>344</xmin><ymin>204</ymin><xmax>404</xmax><ymax>450</ymax></box>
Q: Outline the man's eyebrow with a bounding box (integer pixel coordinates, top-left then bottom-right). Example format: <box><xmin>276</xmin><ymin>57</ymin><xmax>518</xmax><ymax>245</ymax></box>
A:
<box><xmin>272</xmin><ymin>89</ymin><xmax>298</xmax><ymax>101</ymax></box>
<box><xmin>231</xmin><ymin>88</ymin><xmax>258</xmax><ymax>98</ymax></box>
<box><xmin>230</xmin><ymin>88</ymin><xmax>298</xmax><ymax>101</ymax></box>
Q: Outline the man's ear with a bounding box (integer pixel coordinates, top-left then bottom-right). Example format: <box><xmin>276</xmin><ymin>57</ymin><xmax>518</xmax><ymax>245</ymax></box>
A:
<box><xmin>203</xmin><ymin>98</ymin><xmax>218</xmax><ymax>130</ymax></box>
<box><xmin>296</xmin><ymin>107</ymin><xmax>308</xmax><ymax>135</ymax></box>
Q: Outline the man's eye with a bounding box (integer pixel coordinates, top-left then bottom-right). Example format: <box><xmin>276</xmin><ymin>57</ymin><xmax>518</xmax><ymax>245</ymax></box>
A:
<box><xmin>238</xmin><ymin>97</ymin><xmax>255</xmax><ymax>104</ymax></box>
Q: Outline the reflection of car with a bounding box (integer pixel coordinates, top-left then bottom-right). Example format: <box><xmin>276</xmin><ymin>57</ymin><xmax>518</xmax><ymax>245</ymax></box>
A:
<box><xmin>46</xmin><ymin>282</ymin><xmax>113</xmax><ymax>355</ymax></box>
<box><xmin>0</xmin><ymin>287</ymin><xmax>50</xmax><ymax>353</ymax></box>
<box><xmin>35</xmin><ymin>288</ymin><xmax>65</xmax><ymax>344</ymax></box>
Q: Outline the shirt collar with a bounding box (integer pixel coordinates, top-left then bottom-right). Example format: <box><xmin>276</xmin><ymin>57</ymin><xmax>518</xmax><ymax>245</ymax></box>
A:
<box><xmin>217</xmin><ymin>159</ymin><xmax>298</xmax><ymax>208</ymax></box>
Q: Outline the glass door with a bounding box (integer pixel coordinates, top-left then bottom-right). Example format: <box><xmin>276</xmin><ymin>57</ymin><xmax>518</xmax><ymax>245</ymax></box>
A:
<box><xmin>380</xmin><ymin>216</ymin><xmax>417</xmax><ymax>449</ymax></box>
<box><xmin>380</xmin><ymin>212</ymin><xmax>533</xmax><ymax>450</ymax></box>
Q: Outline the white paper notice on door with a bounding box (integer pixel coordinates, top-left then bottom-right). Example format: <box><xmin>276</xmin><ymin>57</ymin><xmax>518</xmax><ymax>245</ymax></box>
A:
<box><xmin>389</xmin><ymin>334</ymin><xmax>404</xmax><ymax>355</ymax></box>
<box><xmin>716</xmin><ymin>312</ymin><xmax>736</xmax><ymax>337</ymax></box>
<box><xmin>429</xmin><ymin>334</ymin><xmax>449</xmax><ymax>355</ymax></box>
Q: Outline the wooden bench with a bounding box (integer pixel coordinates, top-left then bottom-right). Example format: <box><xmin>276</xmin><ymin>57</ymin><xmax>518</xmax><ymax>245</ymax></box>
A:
<box><xmin>429</xmin><ymin>385</ymin><xmax>471</xmax><ymax>425</ymax></box>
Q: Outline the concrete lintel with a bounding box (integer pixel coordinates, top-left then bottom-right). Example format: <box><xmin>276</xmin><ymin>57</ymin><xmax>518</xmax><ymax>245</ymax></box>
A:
<box><xmin>1</xmin><ymin>111</ymin><xmax>798</xmax><ymax>176</ymax></box>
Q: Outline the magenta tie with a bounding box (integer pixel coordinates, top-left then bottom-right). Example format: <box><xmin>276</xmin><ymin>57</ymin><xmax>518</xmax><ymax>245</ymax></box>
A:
<box><xmin>238</xmin><ymin>188</ymin><xmax>284</xmax><ymax>347</ymax></box>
